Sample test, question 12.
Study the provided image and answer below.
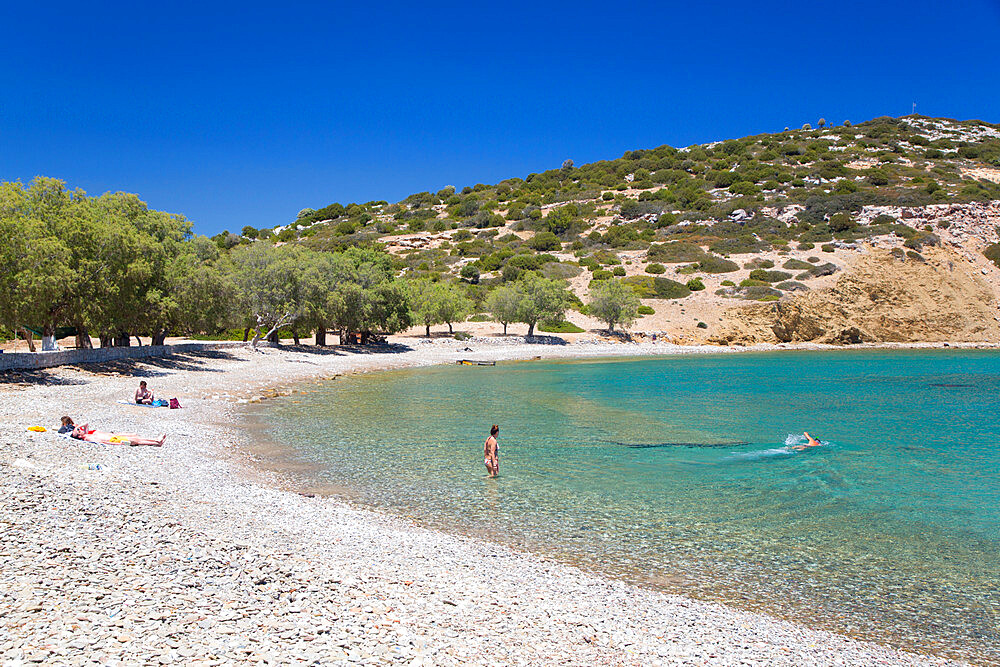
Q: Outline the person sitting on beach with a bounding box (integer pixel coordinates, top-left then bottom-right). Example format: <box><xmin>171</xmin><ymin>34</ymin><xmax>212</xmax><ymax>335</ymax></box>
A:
<box><xmin>135</xmin><ymin>381</ymin><xmax>154</xmax><ymax>405</ymax></box>
<box><xmin>791</xmin><ymin>431</ymin><xmax>822</xmax><ymax>451</ymax></box>
<box><xmin>484</xmin><ymin>425</ymin><xmax>500</xmax><ymax>477</ymax></box>
<box><xmin>70</xmin><ymin>421</ymin><xmax>165</xmax><ymax>447</ymax></box>
<box><xmin>58</xmin><ymin>416</ymin><xmax>75</xmax><ymax>434</ymax></box>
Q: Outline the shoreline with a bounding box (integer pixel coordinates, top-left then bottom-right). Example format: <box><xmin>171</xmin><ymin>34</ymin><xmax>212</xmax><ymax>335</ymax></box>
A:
<box><xmin>0</xmin><ymin>339</ymin><xmax>974</xmax><ymax>665</ymax></box>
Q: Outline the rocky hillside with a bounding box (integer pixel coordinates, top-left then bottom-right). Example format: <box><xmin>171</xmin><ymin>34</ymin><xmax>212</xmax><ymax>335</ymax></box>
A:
<box><xmin>256</xmin><ymin>115</ymin><xmax>1000</xmax><ymax>344</ymax></box>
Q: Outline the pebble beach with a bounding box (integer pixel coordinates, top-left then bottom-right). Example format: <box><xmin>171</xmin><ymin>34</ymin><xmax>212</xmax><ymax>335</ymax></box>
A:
<box><xmin>0</xmin><ymin>339</ymin><xmax>967</xmax><ymax>666</ymax></box>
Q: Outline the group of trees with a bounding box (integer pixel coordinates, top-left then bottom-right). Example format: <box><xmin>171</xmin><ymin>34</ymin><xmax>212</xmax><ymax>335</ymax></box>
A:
<box><xmin>3</xmin><ymin>177</ymin><xmax>650</xmax><ymax>351</ymax></box>
<box><xmin>0</xmin><ymin>178</ymin><xmax>412</xmax><ymax>350</ymax></box>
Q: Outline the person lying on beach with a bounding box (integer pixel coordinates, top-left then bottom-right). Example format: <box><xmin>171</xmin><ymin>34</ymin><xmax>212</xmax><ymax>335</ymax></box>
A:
<box><xmin>70</xmin><ymin>422</ymin><xmax>165</xmax><ymax>447</ymax></box>
<box><xmin>484</xmin><ymin>425</ymin><xmax>500</xmax><ymax>477</ymax></box>
<box><xmin>58</xmin><ymin>416</ymin><xmax>75</xmax><ymax>434</ymax></box>
<box><xmin>135</xmin><ymin>381</ymin><xmax>154</xmax><ymax>405</ymax></box>
<box><xmin>791</xmin><ymin>432</ymin><xmax>822</xmax><ymax>451</ymax></box>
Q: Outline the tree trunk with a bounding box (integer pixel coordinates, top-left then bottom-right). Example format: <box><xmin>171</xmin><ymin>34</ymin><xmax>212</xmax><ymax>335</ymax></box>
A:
<box><xmin>267</xmin><ymin>330</ymin><xmax>279</xmax><ymax>345</ymax></box>
<box><xmin>20</xmin><ymin>328</ymin><xmax>36</xmax><ymax>353</ymax></box>
<box><xmin>242</xmin><ymin>327</ymin><xmax>250</xmax><ymax>342</ymax></box>
<box><xmin>316</xmin><ymin>327</ymin><xmax>327</xmax><ymax>346</ymax></box>
<box><xmin>151</xmin><ymin>330</ymin><xmax>167</xmax><ymax>346</ymax></box>
<box><xmin>425</xmin><ymin>324</ymin><xmax>431</xmax><ymax>337</ymax></box>
<box><xmin>503</xmin><ymin>322</ymin><xmax>508</xmax><ymax>335</ymax></box>
<box><xmin>527</xmin><ymin>322</ymin><xmax>535</xmax><ymax>337</ymax></box>
<box><xmin>609</xmin><ymin>322</ymin><xmax>615</xmax><ymax>332</ymax></box>
<box><xmin>99</xmin><ymin>334</ymin><xmax>113</xmax><ymax>348</ymax></box>
<box><xmin>134</xmin><ymin>335</ymin><xmax>144</xmax><ymax>346</ymax></box>
<box><xmin>447</xmin><ymin>322</ymin><xmax>453</xmax><ymax>334</ymax></box>
<box><xmin>41</xmin><ymin>323</ymin><xmax>58</xmax><ymax>351</ymax></box>
<box><xmin>115</xmin><ymin>331</ymin><xmax>131</xmax><ymax>347</ymax></box>
<box><xmin>292</xmin><ymin>328</ymin><xmax>300</xmax><ymax>346</ymax></box>
<box><xmin>75</xmin><ymin>328</ymin><xmax>93</xmax><ymax>349</ymax></box>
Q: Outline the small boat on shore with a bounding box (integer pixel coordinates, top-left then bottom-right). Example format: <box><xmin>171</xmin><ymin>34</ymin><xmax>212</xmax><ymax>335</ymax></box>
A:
<box><xmin>457</xmin><ymin>359</ymin><xmax>496</xmax><ymax>366</ymax></box>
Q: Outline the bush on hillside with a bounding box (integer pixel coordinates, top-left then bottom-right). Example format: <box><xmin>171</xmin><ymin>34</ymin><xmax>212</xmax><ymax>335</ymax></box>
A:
<box><xmin>748</xmin><ymin>269</ymin><xmax>793</xmax><ymax>283</ymax></box>
<box><xmin>647</xmin><ymin>241</ymin><xmax>706</xmax><ymax>263</ymax></box>
<box><xmin>529</xmin><ymin>231</ymin><xmax>562</xmax><ymax>251</ymax></box>
<box><xmin>984</xmin><ymin>243</ymin><xmax>1000</xmax><ymax>268</ymax></box>
<box><xmin>686</xmin><ymin>277</ymin><xmax>706</xmax><ymax>291</ymax></box>
<box><xmin>622</xmin><ymin>275</ymin><xmax>691</xmax><ymax>299</ymax></box>
<box><xmin>645</xmin><ymin>263</ymin><xmax>666</xmax><ymax>274</ymax></box>
<box><xmin>697</xmin><ymin>255</ymin><xmax>740</xmax><ymax>273</ymax></box>
<box><xmin>709</xmin><ymin>235</ymin><xmax>769</xmax><ymax>255</ymax></box>
<box><xmin>637</xmin><ymin>305</ymin><xmax>655</xmax><ymax>315</ymax></box>
<box><xmin>782</xmin><ymin>258</ymin><xmax>813</xmax><ymax>270</ymax></box>
<box><xmin>744</xmin><ymin>258</ymin><xmax>774</xmax><ymax>270</ymax></box>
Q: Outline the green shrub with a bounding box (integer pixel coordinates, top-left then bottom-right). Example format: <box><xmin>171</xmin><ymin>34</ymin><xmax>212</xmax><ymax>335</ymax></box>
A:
<box><xmin>541</xmin><ymin>263</ymin><xmax>584</xmax><ymax>280</ymax></box>
<box><xmin>637</xmin><ymin>305</ymin><xmax>655</xmax><ymax>315</ymax></box>
<box><xmin>647</xmin><ymin>241</ymin><xmax>706</xmax><ymax>263</ymax></box>
<box><xmin>697</xmin><ymin>255</ymin><xmax>739</xmax><ymax>273</ymax></box>
<box><xmin>686</xmin><ymin>277</ymin><xmax>706</xmax><ymax>291</ymax></box>
<box><xmin>459</xmin><ymin>264</ymin><xmax>481</xmax><ymax>283</ymax></box>
<box><xmin>529</xmin><ymin>231</ymin><xmax>562</xmax><ymax>251</ymax></box>
<box><xmin>776</xmin><ymin>281</ymin><xmax>809</xmax><ymax>291</ymax></box>
<box><xmin>676</xmin><ymin>264</ymin><xmax>698</xmax><ymax>275</ymax></box>
<box><xmin>744</xmin><ymin>258</ymin><xmax>775</xmax><ymax>270</ymax></box>
<box><xmin>646</xmin><ymin>263</ymin><xmax>666</xmax><ymax>274</ymax></box>
<box><xmin>739</xmin><ymin>278</ymin><xmax>769</xmax><ymax>287</ymax></box>
<box><xmin>720</xmin><ymin>279</ymin><xmax>736</xmax><ymax>287</ymax></box>
<box><xmin>538</xmin><ymin>320</ymin><xmax>585</xmax><ymax>334</ymax></box>
<box><xmin>821</xmin><ymin>244</ymin><xmax>836</xmax><ymax>253</ymax></box>
<box><xmin>748</xmin><ymin>269</ymin><xmax>792</xmax><ymax>282</ymax></box>
<box><xmin>828</xmin><ymin>212</ymin><xmax>857</xmax><ymax>233</ymax></box>
<box><xmin>696</xmin><ymin>321</ymin><xmax>708</xmax><ymax>329</ymax></box>
<box><xmin>807</xmin><ymin>256</ymin><xmax>820</xmax><ymax>263</ymax></box>
<box><xmin>798</xmin><ymin>241</ymin><xmax>814</xmax><ymax>250</ymax></box>
<box><xmin>906</xmin><ymin>250</ymin><xmax>925</xmax><ymax>261</ymax></box>
<box><xmin>984</xmin><ymin>243</ymin><xmax>1000</xmax><ymax>268</ymax></box>
<box><xmin>592</xmin><ymin>269</ymin><xmax>613</xmax><ymax>281</ymax></box>
<box><xmin>612</xmin><ymin>266</ymin><xmax>626</xmax><ymax>276</ymax></box>
<box><xmin>782</xmin><ymin>259</ymin><xmax>813</xmax><ymax>270</ymax></box>
<box><xmin>454</xmin><ymin>332</ymin><xmax>472</xmax><ymax>341</ymax></box>
<box><xmin>622</xmin><ymin>275</ymin><xmax>691</xmax><ymax>299</ymax></box>
<box><xmin>903</xmin><ymin>233</ymin><xmax>940</xmax><ymax>250</ymax></box>
<box><xmin>709</xmin><ymin>235</ymin><xmax>769</xmax><ymax>255</ymax></box>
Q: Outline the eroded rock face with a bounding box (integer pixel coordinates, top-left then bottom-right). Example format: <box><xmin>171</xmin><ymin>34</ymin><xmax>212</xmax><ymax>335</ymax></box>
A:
<box><xmin>769</xmin><ymin>301</ymin><xmax>826</xmax><ymax>342</ymax></box>
<box><xmin>715</xmin><ymin>247</ymin><xmax>1000</xmax><ymax>345</ymax></box>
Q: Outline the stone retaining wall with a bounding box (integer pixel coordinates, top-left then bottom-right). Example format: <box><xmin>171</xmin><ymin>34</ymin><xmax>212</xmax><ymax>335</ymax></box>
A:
<box><xmin>0</xmin><ymin>341</ymin><xmax>262</xmax><ymax>372</ymax></box>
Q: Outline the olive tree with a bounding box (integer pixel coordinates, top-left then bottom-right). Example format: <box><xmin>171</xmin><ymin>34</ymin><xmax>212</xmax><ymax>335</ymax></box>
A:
<box><xmin>515</xmin><ymin>272</ymin><xmax>572</xmax><ymax>337</ymax></box>
<box><xmin>485</xmin><ymin>284</ymin><xmax>520</xmax><ymax>335</ymax></box>
<box><xmin>588</xmin><ymin>279</ymin><xmax>640</xmax><ymax>332</ymax></box>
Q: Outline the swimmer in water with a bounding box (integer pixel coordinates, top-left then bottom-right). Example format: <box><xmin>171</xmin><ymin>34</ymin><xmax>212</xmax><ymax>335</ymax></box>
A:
<box><xmin>791</xmin><ymin>431</ymin><xmax>822</xmax><ymax>451</ymax></box>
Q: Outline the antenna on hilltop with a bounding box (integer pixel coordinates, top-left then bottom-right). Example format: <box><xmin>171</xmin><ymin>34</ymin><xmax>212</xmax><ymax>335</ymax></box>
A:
<box><xmin>912</xmin><ymin>101</ymin><xmax>917</xmax><ymax>115</ymax></box>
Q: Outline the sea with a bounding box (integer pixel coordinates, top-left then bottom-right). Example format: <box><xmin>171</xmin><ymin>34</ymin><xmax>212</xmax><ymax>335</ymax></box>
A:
<box><xmin>247</xmin><ymin>349</ymin><xmax>1000</xmax><ymax>664</ymax></box>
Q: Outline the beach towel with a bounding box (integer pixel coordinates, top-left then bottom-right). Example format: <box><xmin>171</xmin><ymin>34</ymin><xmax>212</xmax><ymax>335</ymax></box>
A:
<box><xmin>116</xmin><ymin>399</ymin><xmax>167</xmax><ymax>408</ymax></box>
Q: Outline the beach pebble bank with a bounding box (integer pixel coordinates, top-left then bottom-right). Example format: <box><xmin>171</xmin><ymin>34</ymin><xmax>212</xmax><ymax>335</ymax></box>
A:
<box><xmin>0</xmin><ymin>343</ymin><xmax>965</xmax><ymax>665</ymax></box>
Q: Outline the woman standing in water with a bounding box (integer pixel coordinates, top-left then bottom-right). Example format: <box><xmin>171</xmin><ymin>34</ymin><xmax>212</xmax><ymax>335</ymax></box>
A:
<box><xmin>484</xmin><ymin>425</ymin><xmax>499</xmax><ymax>477</ymax></box>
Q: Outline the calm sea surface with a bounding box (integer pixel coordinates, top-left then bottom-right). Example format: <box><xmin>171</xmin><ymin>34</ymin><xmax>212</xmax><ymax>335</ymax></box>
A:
<box><xmin>250</xmin><ymin>350</ymin><xmax>1000</xmax><ymax>663</ymax></box>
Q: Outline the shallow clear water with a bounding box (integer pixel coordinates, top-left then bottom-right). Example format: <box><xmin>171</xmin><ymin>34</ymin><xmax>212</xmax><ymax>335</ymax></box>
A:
<box><xmin>252</xmin><ymin>350</ymin><xmax>1000</xmax><ymax>663</ymax></box>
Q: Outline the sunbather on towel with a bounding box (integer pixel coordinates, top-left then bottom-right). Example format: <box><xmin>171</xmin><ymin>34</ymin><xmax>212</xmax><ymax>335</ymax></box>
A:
<box><xmin>69</xmin><ymin>420</ymin><xmax>165</xmax><ymax>447</ymax></box>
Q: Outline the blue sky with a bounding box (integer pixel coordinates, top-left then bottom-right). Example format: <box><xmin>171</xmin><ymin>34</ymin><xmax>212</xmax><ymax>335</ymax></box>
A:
<box><xmin>2</xmin><ymin>1</ymin><xmax>999</xmax><ymax>236</ymax></box>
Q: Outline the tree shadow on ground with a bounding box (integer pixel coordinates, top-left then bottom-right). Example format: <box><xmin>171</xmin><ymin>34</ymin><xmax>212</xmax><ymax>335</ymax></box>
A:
<box><xmin>0</xmin><ymin>369</ymin><xmax>88</xmax><ymax>386</ymax></box>
<box><xmin>523</xmin><ymin>335</ymin><xmax>568</xmax><ymax>345</ymax></box>
<box><xmin>265</xmin><ymin>343</ymin><xmax>413</xmax><ymax>356</ymax></box>
<box><xmin>70</xmin><ymin>350</ymin><xmax>243</xmax><ymax>378</ymax></box>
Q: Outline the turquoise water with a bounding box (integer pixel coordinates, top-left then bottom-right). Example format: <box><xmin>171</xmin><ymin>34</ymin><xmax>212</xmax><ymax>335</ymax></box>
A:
<box><xmin>252</xmin><ymin>350</ymin><xmax>1000</xmax><ymax>663</ymax></box>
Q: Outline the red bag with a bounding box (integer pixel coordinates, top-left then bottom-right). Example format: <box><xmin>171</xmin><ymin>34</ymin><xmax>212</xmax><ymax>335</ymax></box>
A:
<box><xmin>169</xmin><ymin>398</ymin><xmax>182</xmax><ymax>409</ymax></box>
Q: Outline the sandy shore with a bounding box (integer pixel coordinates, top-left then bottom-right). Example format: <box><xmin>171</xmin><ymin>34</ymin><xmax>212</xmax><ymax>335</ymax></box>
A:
<box><xmin>0</xmin><ymin>338</ymin><xmax>967</xmax><ymax>666</ymax></box>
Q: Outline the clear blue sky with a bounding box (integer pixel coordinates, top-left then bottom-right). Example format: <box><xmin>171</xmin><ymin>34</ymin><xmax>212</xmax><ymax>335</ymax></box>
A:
<box><xmin>2</xmin><ymin>1</ymin><xmax>999</xmax><ymax>236</ymax></box>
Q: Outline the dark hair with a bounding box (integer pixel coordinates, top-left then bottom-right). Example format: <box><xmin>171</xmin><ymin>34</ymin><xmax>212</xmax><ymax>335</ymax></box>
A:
<box><xmin>490</xmin><ymin>425</ymin><xmax>499</xmax><ymax>435</ymax></box>
<box><xmin>61</xmin><ymin>416</ymin><xmax>73</xmax><ymax>426</ymax></box>
<box><xmin>139</xmin><ymin>381</ymin><xmax>147</xmax><ymax>386</ymax></box>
